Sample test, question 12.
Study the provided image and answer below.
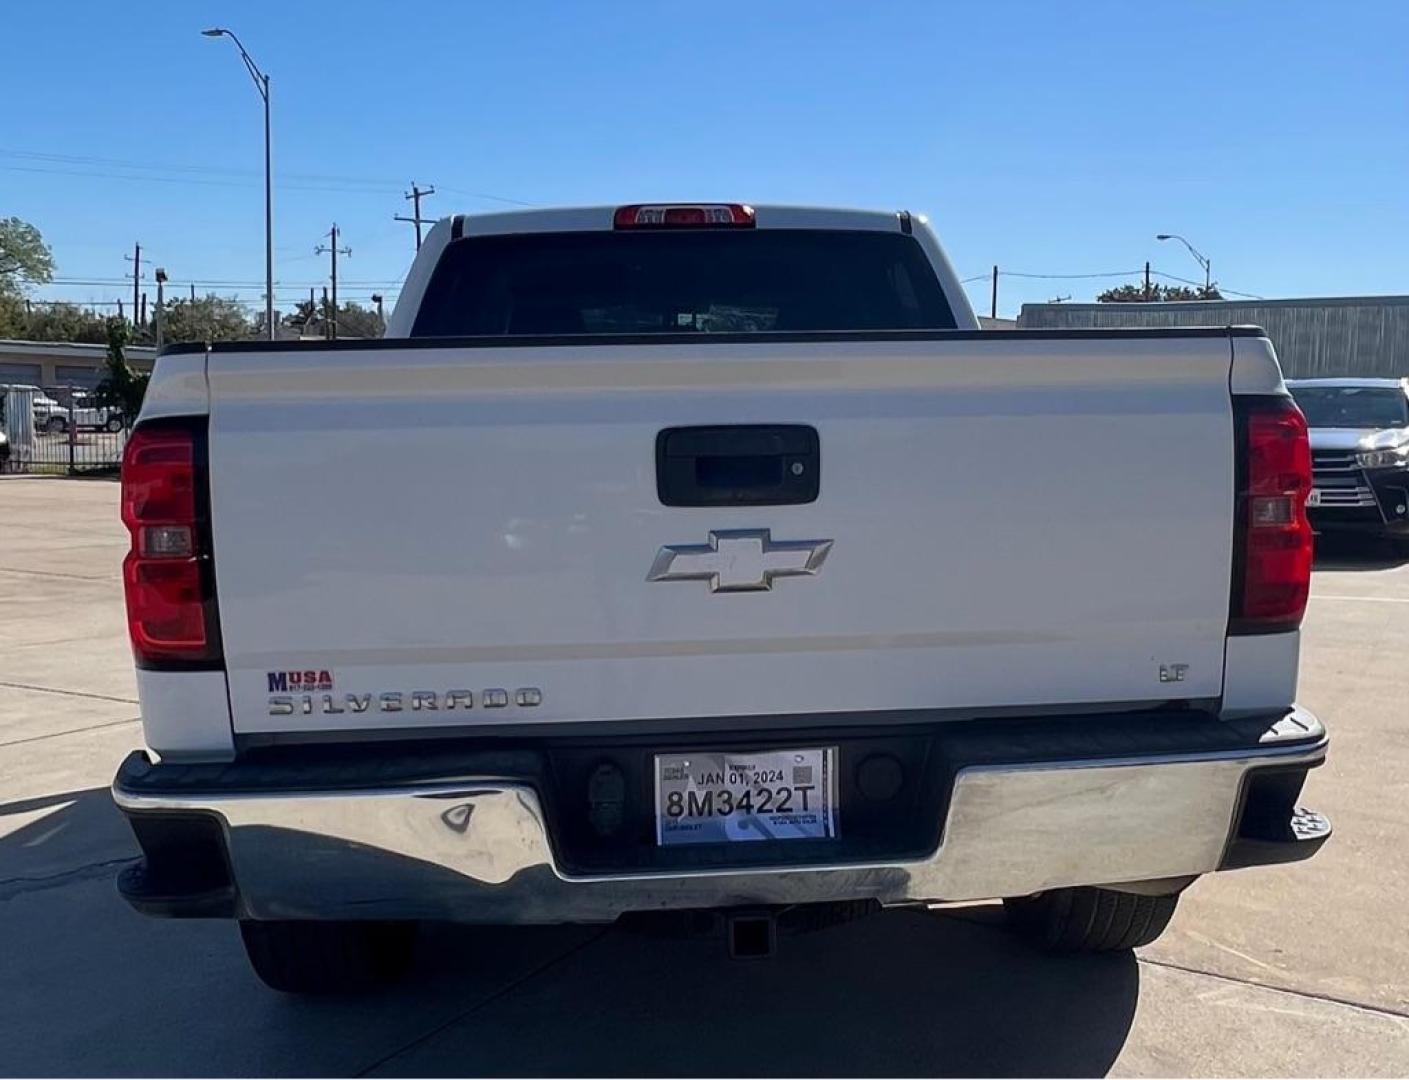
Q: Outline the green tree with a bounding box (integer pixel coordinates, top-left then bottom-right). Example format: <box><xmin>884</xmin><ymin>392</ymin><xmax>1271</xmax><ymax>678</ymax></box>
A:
<box><xmin>151</xmin><ymin>294</ymin><xmax>256</xmax><ymax>344</ymax></box>
<box><xmin>1097</xmin><ymin>282</ymin><xmax>1223</xmax><ymax>302</ymax></box>
<box><xmin>275</xmin><ymin>298</ymin><xmax>382</xmax><ymax>339</ymax></box>
<box><xmin>0</xmin><ymin>293</ymin><xmax>25</xmax><ymax>337</ymax></box>
<box><xmin>279</xmin><ymin>298</ymin><xmax>321</xmax><ymax>337</ymax></box>
<box><xmin>0</xmin><ymin>217</ymin><xmax>54</xmax><ymax>297</ymax></box>
<box><xmin>92</xmin><ymin>318</ymin><xmax>149</xmax><ymax>421</ymax></box>
<box><xmin>15</xmin><ymin>302</ymin><xmax>109</xmax><ymax>343</ymax></box>
<box><xmin>332</xmin><ymin>301</ymin><xmax>383</xmax><ymax>339</ymax></box>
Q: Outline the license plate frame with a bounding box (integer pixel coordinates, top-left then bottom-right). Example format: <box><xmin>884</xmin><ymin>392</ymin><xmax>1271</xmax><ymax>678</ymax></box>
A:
<box><xmin>654</xmin><ymin>746</ymin><xmax>838</xmax><ymax>846</ymax></box>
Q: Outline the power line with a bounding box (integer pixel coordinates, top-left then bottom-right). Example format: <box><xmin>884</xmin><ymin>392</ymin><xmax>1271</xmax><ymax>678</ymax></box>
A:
<box><xmin>2</xmin><ymin>149</ymin><xmax>532</xmax><ymax>206</ymax></box>
<box><xmin>0</xmin><ymin>162</ymin><xmax>402</xmax><ymax>196</ymax></box>
<box><xmin>1</xmin><ymin>148</ymin><xmax>402</xmax><ymax>189</ymax></box>
<box><xmin>5</xmin><ymin>146</ymin><xmax>536</xmax><ymax>205</ymax></box>
<box><xmin>997</xmin><ymin>269</ymin><xmax>1145</xmax><ymax>280</ymax></box>
<box><xmin>46</xmin><ymin>276</ymin><xmax>403</xmax><ymax>288</ymax></box>
<box><xmin>435</xmin><ymin>184</ymin><xmax>538</xmax><ymax>208</ymax></box>
<box><xmin>958</xmin><ymin>266</ymin><xmax>1264</xmax><ymax>300</ymax></box>
<box><xmin>1151</xmin><ymin>270</ymin><xmax>1264</xmax><ymax>299</ymax></box>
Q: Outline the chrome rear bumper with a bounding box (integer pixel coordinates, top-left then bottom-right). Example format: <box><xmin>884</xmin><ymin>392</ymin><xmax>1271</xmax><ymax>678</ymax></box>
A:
<box><xmin>113</xmin><ymin>710</ymin><xmax>1328</xmax><ymax>923</ymax></box>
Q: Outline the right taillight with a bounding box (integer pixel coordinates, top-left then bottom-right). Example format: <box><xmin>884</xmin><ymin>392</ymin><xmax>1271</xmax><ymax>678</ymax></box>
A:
<box><xmin>121</xmin><ymin>421</ymin><xmax>222</xmax><ymax>667</ymax></box>
<box><xmin>1231</xmin><ymin>396</ymin><xmax>1313</xmax><ymax>634</ymax></box>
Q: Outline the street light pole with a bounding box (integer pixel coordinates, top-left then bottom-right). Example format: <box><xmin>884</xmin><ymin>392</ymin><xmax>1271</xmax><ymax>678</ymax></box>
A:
<box><xmin>1155</xmin><ymin>233</ymin><xmax>1211</xmax><ymax>293</ymax></box>
<box><xmin>203</xmin><ymin>28</ymin><xmax>275</xmax><ymax>340</ymax></box>
<box><xmin>262</xmin><ymin>73</ymin><xmax>273</xmax><ymax>339</ymax></box>
<box><xmin>154</xmin><ymin>268</ymin><xmax>167</xmax><ymax>352</ymax></box>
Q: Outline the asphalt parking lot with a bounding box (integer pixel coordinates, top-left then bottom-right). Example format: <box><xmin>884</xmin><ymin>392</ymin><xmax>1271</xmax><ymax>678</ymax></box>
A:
<box><xmin>1</xmin><ymin>476</ymin><xmax>1406</xmax><ymax>1077</ymax></box>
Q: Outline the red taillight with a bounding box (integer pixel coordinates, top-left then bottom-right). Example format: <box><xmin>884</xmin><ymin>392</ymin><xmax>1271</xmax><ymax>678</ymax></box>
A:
<box><xmin>121</xmin><ymin>424</ymin><xmax>220</xmax><ymax>665</ymax></box>
<box><xmin>613</xmin><ymin>203</ymin><xmax>756</xmax><ymax>229</ymax></box>
<box><xmin>1231</xmin><ymin>397</ymin><xmax>1313</xmax><ymax>634</ymax></box>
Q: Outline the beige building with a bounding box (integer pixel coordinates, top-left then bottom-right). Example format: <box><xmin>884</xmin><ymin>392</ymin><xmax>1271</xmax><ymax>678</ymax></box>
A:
<box><xmin>0</xmin><ymin>339</ymin><xmax>158</xmax><ymax>389</ymax></box>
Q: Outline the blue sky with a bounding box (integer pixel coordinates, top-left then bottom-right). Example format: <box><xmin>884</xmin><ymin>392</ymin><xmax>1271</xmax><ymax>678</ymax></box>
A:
<box><xmin>4</xmin><ymin>1</ymin><xmax>1407</xmax><ymax>319</ymax></box>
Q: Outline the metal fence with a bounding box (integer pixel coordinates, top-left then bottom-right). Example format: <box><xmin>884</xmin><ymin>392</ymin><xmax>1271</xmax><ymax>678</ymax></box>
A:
<box><xmin>1</xmin><ymin>384</ymin><xmax>129</xmax><ymax>475</ymax></box>
<box><xmin>1016</xmin><ymin>295</ymin><xmax>1409</xmax><ymax>379</ymax></box>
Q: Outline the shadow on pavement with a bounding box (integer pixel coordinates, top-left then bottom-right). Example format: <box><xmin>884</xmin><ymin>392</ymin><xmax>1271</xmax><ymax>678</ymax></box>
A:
<box><xmin>0</xmin><ymin>785</ymin><xmax>137</xmax><ymax>892</ymax></box>
<box><xmin>380</xmin><ymin>911</ymin><xmax>1140</xmax><ymax>1078</ymax></box>
<box><xmin>0</xmin><ymin>792</ymin><xmax>1140</xmax><ymax>1078</ymax></box>
<box><xmin>1313</xmin><ymin>534</ymin><xmax>1409</xmax><ymax>571</ymax></box>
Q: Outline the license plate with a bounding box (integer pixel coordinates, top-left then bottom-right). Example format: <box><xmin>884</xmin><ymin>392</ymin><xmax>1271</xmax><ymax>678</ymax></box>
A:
<box><xmin>655</xmin><ymin>746</ymin><xmax>838</xmax><ymax>846</ymax></box>
<box><xmin>1307</xmin><ymin>489</ymin><xmax>1322</xmax><ymax>507</ymax></box>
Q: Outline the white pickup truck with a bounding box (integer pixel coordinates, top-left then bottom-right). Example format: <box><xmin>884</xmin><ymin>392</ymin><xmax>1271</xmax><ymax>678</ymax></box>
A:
<box><xmin>112</xmin><ymin>203</ymin><xmax>1330</xmax><ymax>993</ymax></box>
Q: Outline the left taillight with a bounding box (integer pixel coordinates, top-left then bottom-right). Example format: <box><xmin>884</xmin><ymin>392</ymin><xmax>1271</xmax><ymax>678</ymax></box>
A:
<box><xmin>1230</xmin><ymin>396</ymin><xmax>1314</xmax><ymax>635</ymax></box>
<box><xmin>121</xmin><ymin>421</ymin><xmax>222</xmax><ymax>667</ymax></box>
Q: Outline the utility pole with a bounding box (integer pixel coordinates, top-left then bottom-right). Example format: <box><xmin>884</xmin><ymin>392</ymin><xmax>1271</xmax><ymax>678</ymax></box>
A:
<box><xmin>124</xmin><ymin>243</ymin><xmax>142</xmax><ymax>327</ymax></box>
<box><xmin>1144</xmin><ymin>261</ymin><xmax>1152</xmax><ymax>300</ymax></box>
<box><xmin>190</xmin><ymin>283</ymin><xmax>196</xmax><ymax>302</ymax></box>
<box><xmin>140</xmin><ymin>292</ymin><xmax>148</xmax><ymax>328</ymax></box>
<box><xmin>395</xmin><ymin>183</ymin><xmax>436</xmax><ymax>250</ymax></box>
<box><xmin>990</xmin><ymin>265</ymin><xmax>999</xmax><ymax>320</ymax></box>
<box><xmin>154</xmin><ymin>269</ymin><xmax>168</xmax><ymax>351</ymax></box>
<box><xmin>315</xmin><ymin>223</ymin><xmax>352</xmax><ymax>339</ymax></box>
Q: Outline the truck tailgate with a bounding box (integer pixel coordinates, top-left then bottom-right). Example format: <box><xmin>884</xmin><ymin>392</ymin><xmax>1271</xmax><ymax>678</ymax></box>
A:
<box><xmin>207</xmin><ymin>334</ymin><xmax>1235</xmax><ymax>734</ymax></box>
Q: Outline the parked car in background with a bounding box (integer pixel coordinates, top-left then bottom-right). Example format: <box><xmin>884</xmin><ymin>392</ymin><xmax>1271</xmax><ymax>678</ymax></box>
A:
<box><xmin>30</xmin><ymin>389</ymin><xmax>70</xmax><ymax>434</ymax></box>
<box><xmin>67</xmin><ymin>390</ymin><xmax>125</xmax><ymax>432</ymax></box>
<box><xmin>9</xmin><ymin>387</ymin><xmax>127</xmax><ymax>435</ymax></box>
<box><xmin>1287</xmin><ymin>378</ymin><xmax>1409</xmax><ymax>552</ymax></box>
<box><xmin>0</xmin><ymin>384</ymin><xmax>64</xmax><ymax>434</ymax></box>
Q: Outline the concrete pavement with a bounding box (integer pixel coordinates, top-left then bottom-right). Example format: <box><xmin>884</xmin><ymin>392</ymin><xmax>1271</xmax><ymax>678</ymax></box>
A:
<box><xmin>1</xmin><ymin>476</ymin><xmax>1406</xmax><ymax>1076</ymax></box>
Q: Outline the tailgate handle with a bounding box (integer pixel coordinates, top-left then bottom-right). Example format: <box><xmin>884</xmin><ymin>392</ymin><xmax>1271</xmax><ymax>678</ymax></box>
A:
<box><xmin>656</xmin><ymin>425</ymin><xmax>819</xmax><ymax>507</ymax></box>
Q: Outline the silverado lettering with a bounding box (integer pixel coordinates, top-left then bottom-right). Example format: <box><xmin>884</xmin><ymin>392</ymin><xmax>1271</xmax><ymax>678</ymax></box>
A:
<box><xmin>267</xmin><ymin>688</ymin><xmax>536</xmax><ymax>715</ymax></box>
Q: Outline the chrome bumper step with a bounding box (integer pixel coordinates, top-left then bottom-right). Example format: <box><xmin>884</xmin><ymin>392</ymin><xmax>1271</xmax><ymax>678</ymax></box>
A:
<box><xmin>113</xmin><ymin>708</ymin><xmax>1329</xmax><ymax>923</ymax></box>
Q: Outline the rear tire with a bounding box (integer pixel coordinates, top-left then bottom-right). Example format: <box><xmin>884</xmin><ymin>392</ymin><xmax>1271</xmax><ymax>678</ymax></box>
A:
<box><xmin>1003</xmin><ymin>886</ymin><xmax>1179</xmax><ymax>952</ymax></box>
<box><xmin>105</xmin><ymin>416</ymin><xmax>123</xmax><ymax>433</ymax></box>
<box><xmin>238</xmin><ymin>919</ymin><xmax>418</xmax><ymax>994</ymax></box>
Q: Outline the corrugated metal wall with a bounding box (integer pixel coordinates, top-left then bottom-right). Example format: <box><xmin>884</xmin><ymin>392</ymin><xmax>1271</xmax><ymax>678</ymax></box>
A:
<box><xmin>1016</xmin><ymin>296</ymin><xmax>1409</xmax><ymax>378</ymax></box>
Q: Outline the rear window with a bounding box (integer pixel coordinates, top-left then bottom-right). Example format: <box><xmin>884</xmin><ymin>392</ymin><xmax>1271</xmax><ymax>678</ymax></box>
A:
<box><xmin>410</xmin><ymin>229</ymin><xmax>956</xmax><ymax>337</ymax></box>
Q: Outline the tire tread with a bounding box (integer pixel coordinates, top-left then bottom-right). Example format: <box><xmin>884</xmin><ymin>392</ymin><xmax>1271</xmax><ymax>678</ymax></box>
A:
<box><xmin>1004</xmin><ymin>886</ymin><xmax>1179</xmax><ymax>953</ymax></box>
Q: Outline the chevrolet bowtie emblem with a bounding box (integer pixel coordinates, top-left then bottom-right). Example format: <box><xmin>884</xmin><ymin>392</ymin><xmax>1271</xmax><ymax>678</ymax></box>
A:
<box><xmin>648</xmin><ymin>529</ymin><xmax>833</xmax><ymax>593</ymax></box>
